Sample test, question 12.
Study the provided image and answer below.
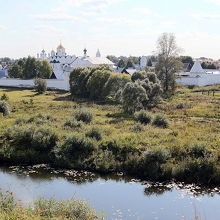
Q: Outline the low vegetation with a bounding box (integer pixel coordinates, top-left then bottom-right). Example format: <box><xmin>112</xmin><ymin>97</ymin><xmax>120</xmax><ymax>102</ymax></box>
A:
<box><xmin>0</xmin><ymin>101</ymin><xmax>10</xmax><ymax>116</ymax></box>
<box><xmin>34</xmin><ymin>78</ymin><xmax>47</xmax><ymax>94</ymax></box>
<box><xmin>0</xmin><ymin>189</ymin><xmax>101</xmax><ymax>220</ymax></box>
<box><xmin>0</xmin><ymin>84</ymin><xmax>220</xmax><ymax>185</ymax></box>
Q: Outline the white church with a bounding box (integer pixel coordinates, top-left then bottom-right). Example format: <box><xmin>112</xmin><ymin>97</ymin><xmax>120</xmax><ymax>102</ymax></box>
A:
<box><xmin>37</xmin><ymin>44</ymin><xmax>114</xmax><ymax>79</ymax></box>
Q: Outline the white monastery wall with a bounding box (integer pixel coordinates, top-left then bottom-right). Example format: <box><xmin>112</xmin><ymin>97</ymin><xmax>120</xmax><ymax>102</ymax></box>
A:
<box><xmin>177</xmin><ymin>74</ymin><xmax>220</xmax><ymax>86</ymax></box>
<box><xmin>0</xmin><ymin>73</ymin><xmax>70</xmax><ymax>91</ymax></box>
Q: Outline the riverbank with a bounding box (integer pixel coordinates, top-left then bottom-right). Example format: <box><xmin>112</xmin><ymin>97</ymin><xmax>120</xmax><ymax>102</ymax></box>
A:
<box><xmin>0</xmin><ymin>188</ymin><xmax>101</xmax><ymax>220</ymax></box>
<box><xmin>0</xmin><ymin>85</ymin><xmax>220</xmax><ymax>185</ymax></box>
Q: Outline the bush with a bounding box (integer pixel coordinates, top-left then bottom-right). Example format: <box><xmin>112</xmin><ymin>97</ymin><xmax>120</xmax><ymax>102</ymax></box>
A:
<box><xmin>15</xmin><ymin>113</ymin><xmax>54</xmax><ymax>125</ymax></box>
<box><xmin>189</xmin><ymin>144</ymin><xmax>208</xmax><ymax>158</ymax></box>
<box><xmin>131</xmin><ymin>123</ymin><xmax>145</xmax><ymax>132</ymax></box>
<box><xmin>74</xmin><ymin>108</ymin><xmax>93</xmax><ymax>123</ymax></box>
<box><xmin>33</xmin><ymin>197</ymin><xmax>98</xmax><ymax>220</ymax></box>
<box><xmin>0</xmin><ymin>101</ymin><xmax>10</xmax><ymax>116</ymax></box>
<box><xmin>130</xmin><ymin>147</ymin><xmax>170</xmax><ymax>180</ymax></box>
<box><xmin>0</xmin><ymin>190</ymin><xmax>16</xmax><ymax>212</ymax></box>
<box><xmin>122</xmin><ymin>82</ymin><xmax>147</xmax><ymax>114</ymax></box>
<box><xmin>4</xmin><ymin>125</ymin><xmax>58</xmax><ymax>152</ymax></box>
<box><xmin>60</xmin><ymin>135</ymin><xmax>97</xmax><ymax>163</ymax></box>
<box><xmin>0</xmin><ymin>93</ymin><xmax>9</xmax><ymax>101</ymax></box>
<box><xmin>134</xmin><ymin>110</ymin><xmax>152</xmax><ymax>124</ymax></box>
<box><xmin>34</xmin><ymin>78</ymin><xmax>47</xmax><ymax>93</ymax></box>
<box><xmin>176</xmin><ymin>102</ymin><xmax>185</xmax><ymax>109</ymax></box>
<box><xmin>152</xmin><ymin>114</ymin><xmax>169</xmax><ymax>128</ymax></box>
<box><xmin>188</xmin><ymin>85</ymin><xmax>195</xmax><ymax>89</ymax></box>
<box><xmin>87</xmin><ymin>70</ymin><xmax>111</xmax><ymax>100</ymax></box>
<box><xmin>86</xmin><ymin>127</ymin><xmax>103</xmax><ymax>141</ymax></box>
<box><xmin>64</xmin><ymin>120</ymin><xmax>82</xmax><ymax>129</ymax></box>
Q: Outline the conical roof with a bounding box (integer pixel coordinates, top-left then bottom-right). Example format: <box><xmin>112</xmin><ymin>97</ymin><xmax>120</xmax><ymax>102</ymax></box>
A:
<box><xmin>96</xmin><ymin>49</ymin><xmax>101</xmax><ymax>57</ymax></box>
<box><xmin>190</xmin><ymin>61</ymin><xmax>206</xmax><ymax>73</ymax></box>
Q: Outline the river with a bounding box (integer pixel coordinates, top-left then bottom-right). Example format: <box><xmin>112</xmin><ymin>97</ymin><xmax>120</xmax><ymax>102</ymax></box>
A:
<box><xmin>0</xmin><ymin>165</ymin><xmax>220</xmax><ymax>220</ymax></box>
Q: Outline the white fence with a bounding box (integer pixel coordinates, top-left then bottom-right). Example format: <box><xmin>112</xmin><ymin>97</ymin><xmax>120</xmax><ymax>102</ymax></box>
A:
<box><xmin>177</xmin><ymin>74</ymin><xmax>220</xmax><ymax>86</ymax></box>
<box><xmin>0</xmin><ymin>74</ymin><xmax>70</xmax><ymax>91</ymax></box>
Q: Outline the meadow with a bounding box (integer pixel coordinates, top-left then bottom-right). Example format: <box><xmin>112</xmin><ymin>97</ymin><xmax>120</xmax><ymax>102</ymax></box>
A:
<box><xmin>0</xmin><ymin>85</ymin><xmax>220</xmax><ymax>185</ymax></box>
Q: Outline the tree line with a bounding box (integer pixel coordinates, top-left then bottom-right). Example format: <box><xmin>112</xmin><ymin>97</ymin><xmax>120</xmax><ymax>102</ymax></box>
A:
<box><xmin>107</xmin><ymin>55</ymin><xmax>157</xmax><ymax>68</ymax></box>
<box><xmin>8</xmin><ymin>56</ymin><xmax>52</xmax><ymax>79</ymax></box>
<box><xmin>70</xmin><ymin>33</ymin><xmax>182</xmax><ymax>113</ymax></box>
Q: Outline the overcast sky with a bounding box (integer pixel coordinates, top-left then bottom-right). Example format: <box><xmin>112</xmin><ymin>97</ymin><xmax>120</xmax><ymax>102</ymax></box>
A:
<box><xmin>1</xmin><ymin>0</ymin><xmax>220</xmax><ymax>59</ymax></box>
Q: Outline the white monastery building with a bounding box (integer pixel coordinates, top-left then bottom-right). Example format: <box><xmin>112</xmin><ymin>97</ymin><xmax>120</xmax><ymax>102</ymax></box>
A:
<box><xmin>177</xmin><ymin>60</ymin><xmax>220</xmax><ymax>86</ymax></box>
<box><xmin>37</xmin><ymin>44</ymin><xmax>114</xmax><ymax>79</ymax></box>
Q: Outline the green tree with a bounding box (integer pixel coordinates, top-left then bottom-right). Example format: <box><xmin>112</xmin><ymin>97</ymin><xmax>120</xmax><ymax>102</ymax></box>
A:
<box><xmin>131</xmin><ymin>71</ymin><xmax>147</xmax><ymax>82</ymax></box>
<box><xmin>201</xmin><ymin>62</ymin><xmax>217</xmax><ymax>69</ymax></box>
<box><xmin>126</xmin><ymin>59</ymin><xmax>134</xmax><ymax>69</ymax></box>
<box><xmin>155</xmin><ymin>33</ymin><xmax>182</xmax><ymax>94</ymax></box>
<box><xmin>38</xmin><ymin>60</ymin><xmax>52</xmax><ymax>78</ymax></box>
<box><xmin>122</xmin><ymin>82</ymin><xmax>147</xmax><ymax>114</ymax></box>
<box><xmin>8</xmin><ymin>64</ymin><xmax>23</xmax><ymax>78</ymax></box>
<box><xmin>106</xmin><ymin>55</ymin><xmax>119</xmax><ymax>64</ymax></box>
<box><xmin>117</xmin><ymin>59</ymin><xmax>125</xmax><ymax>68</ymax></box>
<box><xmin>23</xmin><ymin>56</ymin><xmax>39</xmax><ymax>79</ymax></box>
<box><xmin>103</xmin><ymin>73</ymin><xmax>131</xmax><ymax>101</ymax></box>
<box><xmin>87</xmin><ymin>70</ymin><xmax>111</xmax><ymax>100</ymax></box>
<box><xmin>147</xmin><ymin>59</ymin><xmax>152</xmax><ymax>67</ymax></box>
<box><xmin>180</xmin><ymin>56</ymin><xmax>194</xmax><ymax>66</ymax></box>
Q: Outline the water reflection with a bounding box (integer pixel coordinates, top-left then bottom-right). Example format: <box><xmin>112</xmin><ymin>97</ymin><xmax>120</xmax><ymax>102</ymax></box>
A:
<box><xmin>1</xmin><ymin>165</ymin><xmax>220</xmax><ymax>220</ymax></box>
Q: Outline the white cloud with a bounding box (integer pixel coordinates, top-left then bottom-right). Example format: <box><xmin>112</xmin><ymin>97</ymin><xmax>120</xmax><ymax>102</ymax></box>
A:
<box><xmin>192</xmin><ymin>13</ymin><xmax>220</xmax><ymax>20</ymax></box>
<box><xmin>32</xmin><ymin>13</ymin><xmax>87</xmax><ymax>23</ymax></box>
<box><xmin>67</xmin><ymin>0</ymin><xmax>124</xmax><ymax>13</ymax></box>
<box><xmin>160</xmin><ymin>21</ymin><xmax>176</xmax><ymax>28</ymax></box>
<box><xmin>34</xmin><ymin>25</ymin><xmax>66</xmax><ymax>34</ymax></box>
<box><xmin>0</xmin><ymin>25</ymin><xmax>6</xmax><ymax>30</ymax></box>
<box><xmin>133</xmin><ymin>8</ymin><xmax>159</xmax><ymax>17</ymax></box>
<box><xmin>206</xmin><ymin>0</ymin><xmax>220</xmax><ymax>5</ymax></box>
<box><xmin>97</xmin><ymin>17</ymin><xmax>150</xmax><ymax>26</ymax></box>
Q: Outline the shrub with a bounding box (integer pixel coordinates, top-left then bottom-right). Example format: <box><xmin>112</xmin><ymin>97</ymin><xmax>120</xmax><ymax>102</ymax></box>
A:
<box><xmin>152</xmin><ymin>114</ymin><xmax>169</xmax><ymax>128</ymax></box>
<box><xmin>33</xmin><ymin>197</ymin><xmax>98</xmax><ymax>220</ymax></box>
<box><xmin>189</xmin><ymin>144</ymin><xmax>208</xmax><ymax>158</ymax></box>
<box><xmin>74</xmin><ymin>108</ymin><xmax>93</xmax><ymax>123</ymax></box>
<box><xmin>131</xmin><ymin>123</ymin><xmax>145</xmax><ymax>132</ymax></box>
<box><xmin>122</xmin><ymin>82</ymin><xmax>147</xmax><ymax>114</ymax></box>
<box><xmin>4</xmin><ymin>125</ymin><xmax>58</xmax><ymax>152</ymax></box>
<box><xmin>131</xmin><ymin>71</ymin><xmax>147</xmax><ymax>82</ymax></box>
<box><xmin>176</xmin><ymin>102</ymin><xmax>185</xmax><ymax>109</ymax></box>
<box><xmin>60</xmin><ymin>135</ymin><xmax>97</xmax><ymax>162</ymax></box>
<box><xmin>0</xmin><ymin>93</ymin><xmax>9</xmax><ymax>101</ymax></box>
<box><xmin>103</xmin><ymin>73</ymin><xmax>130</xmax><ymax>102</ymax></box>
<box><xmin>87</xmin><ymin>70</ymin><xmax>111</xmax><ymax>100</ymax></box>
<box><xmin>34</xmin><ymin>78</ymin><xmax>47</xmax><ymax>93</ymax></box>
<box><xmin>64</xmin><ymin>119</ymin><xmax>82</xmax><ymax>129</ymax></box>
<box><xmin>15</xmin><ymin>114</ymin><xmax>54</xmax><ymax>125</ymax></box>
<box><xmin>134</xmin><ymin>110</ymin><xmax>152</xmax><ymax>124</ymax></box>
<box><xmin>0</xmin><ymin>190</ymin><xmax>16</xmax><ymax>212</ymax></box>
<box><xmin>0</xmin><ymin>101</ymin><xmax>10</xmax><ymax>116</ymax></box>
<box><xmin>86</xmin><ymin>127</ymin><xmax>103</xmax><ymax>141</ymax></box>
<box><xmin>188</xmin><ymin>85</ymin><xmax>195</xmax><ymax>89</ymax></box>
<box><xmin>131</xmin><ymin>147</ymin><xmax>170</xmax><ymax>180</ymax></box>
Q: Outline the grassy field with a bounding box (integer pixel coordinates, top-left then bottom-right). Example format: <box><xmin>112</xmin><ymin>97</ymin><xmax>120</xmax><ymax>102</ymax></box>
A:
<box><xmin>0</xmin><ymin>85</ymin><xmax>220</xmax><ymax>184</ymax></box>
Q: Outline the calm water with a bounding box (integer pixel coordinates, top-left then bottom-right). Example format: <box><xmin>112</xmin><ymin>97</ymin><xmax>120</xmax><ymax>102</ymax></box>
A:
<box><xmin>0</xmin><ymin>165</ymin><xmax>220</xmax><ymax>220</ymax></box>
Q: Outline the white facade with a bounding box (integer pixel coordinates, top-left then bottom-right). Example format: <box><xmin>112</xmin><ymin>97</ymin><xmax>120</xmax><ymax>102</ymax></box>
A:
<box><xmin>177</xmin><ymin>61</ymin><xmax>220</xmax><ymax>86</ymax></box>
<box><xmin>37</xmin><ymin>44</ymin><xmax>114</xmax><ymax>80</ymax></box>
<box><xmin>140</xmin><ymin>56</ymin><xmax>148</xmax><ymax>69</ymax></box>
